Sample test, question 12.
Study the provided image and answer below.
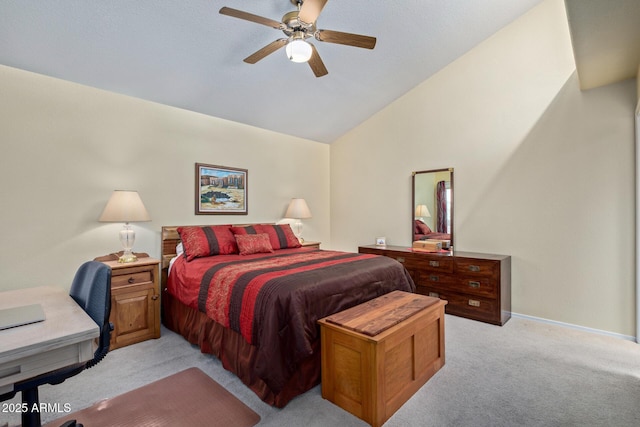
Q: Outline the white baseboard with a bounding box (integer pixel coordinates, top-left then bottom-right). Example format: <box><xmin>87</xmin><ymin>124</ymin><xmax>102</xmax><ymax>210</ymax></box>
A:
<box><xmin>511</xmin><ymin>312</ymin><xmax>637</xmax><ymax>343</ymax></box>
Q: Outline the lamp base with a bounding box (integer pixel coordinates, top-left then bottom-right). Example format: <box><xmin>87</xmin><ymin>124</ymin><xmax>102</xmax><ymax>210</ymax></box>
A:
<box><xmin>118</xmin><ymin>251</ymin><xmax>138</xmax><ymax>263</ymax></box>
<box><xmin>118</xmin><ymin>224</ymin><xmax>137</xmax><ymax>263</ymax></box>
<box><xmin>293</xmin><ymin>220</ymin><xmax>305</xmax><ymax>244</ymax></box>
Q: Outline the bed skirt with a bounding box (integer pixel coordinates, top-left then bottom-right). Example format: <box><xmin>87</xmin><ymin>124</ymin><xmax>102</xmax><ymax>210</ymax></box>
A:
<box><xmin>161</xmin><ymin>288</ymin><xmax>321</xmax><ymax>408</ymax></box>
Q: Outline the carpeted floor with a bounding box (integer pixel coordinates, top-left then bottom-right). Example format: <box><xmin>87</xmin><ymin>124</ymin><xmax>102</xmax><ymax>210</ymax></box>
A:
<box><xmin>3</xmin><ymin>315</ymin><xmax>639</xmax><ymax>427</ymax></box>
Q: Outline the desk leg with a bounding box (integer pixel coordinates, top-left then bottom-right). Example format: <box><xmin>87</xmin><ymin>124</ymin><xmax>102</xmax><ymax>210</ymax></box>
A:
<box><xmin>21</xmin><ymin>387</ymin><xmax>41</xmax><ymax>427</ymax></box>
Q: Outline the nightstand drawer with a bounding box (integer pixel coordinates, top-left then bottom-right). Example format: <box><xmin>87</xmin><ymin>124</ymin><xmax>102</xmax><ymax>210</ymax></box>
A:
<box><xmin>111</xmin><ymin>270</ymin><xmax>152</xmax><ymax>287</ymax></box>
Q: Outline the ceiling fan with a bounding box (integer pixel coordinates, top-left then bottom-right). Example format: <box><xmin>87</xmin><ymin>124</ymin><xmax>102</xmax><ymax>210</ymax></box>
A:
<box><xmin>219</xmin><ymin>0</ymin><xmax>377</xmax><ymax>77</ymax></box>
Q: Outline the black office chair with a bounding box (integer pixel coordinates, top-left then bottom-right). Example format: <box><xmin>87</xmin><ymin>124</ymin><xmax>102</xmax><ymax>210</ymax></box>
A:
<box><xmin>0</xmin><ymin>261</ymin><xmax>113</xmax><ymax>427</ymax></box>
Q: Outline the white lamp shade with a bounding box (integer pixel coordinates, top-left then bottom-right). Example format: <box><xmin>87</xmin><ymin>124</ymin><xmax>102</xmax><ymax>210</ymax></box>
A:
<box><xmin>285</xmin><ymin>39</ymin><xmax>312</xmax><ymax>63</ymax></box>
<box><xmin>285</xmin><ymin>198</ymin><xmax>312</xmax><ymax>219</ymax></box>
<box><xmin>415</xmin><ymin>204</ymin><xmax>431</xmax><ymax>218</ymax></box>
<box><xmin>99</xmin><ymin>190</ymin><xmax>151</xmax><ymax>223</ymax></box>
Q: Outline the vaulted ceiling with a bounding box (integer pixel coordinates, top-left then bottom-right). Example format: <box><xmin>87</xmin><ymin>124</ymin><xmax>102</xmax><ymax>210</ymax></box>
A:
<box><xmin>0</xmin><ymin>1</ymin><xmax>637</xmax><ymax>143</ymax></box>
<box><xmin>565</xmin><ymin>0</ymin><xmax>640</xmax><ymax>90</ymax></box>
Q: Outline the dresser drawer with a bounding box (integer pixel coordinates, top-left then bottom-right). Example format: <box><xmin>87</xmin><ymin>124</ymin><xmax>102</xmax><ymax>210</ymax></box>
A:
<box><xmin>414</xmin><ymin>271</ymin><xmax>456</xmax><ymax>287</ymax></box>
<box><xmin>415</xmin><ymin>273</ymin><xmax>497</xmax><ymax>298</ymax></box>
<box><xmin>111</xmin><ymin>270</ymin><xmax>152</xmax><ymax>288</ymax></box>
<box><xmin>450</xmin><ymin>276</ymin><xmax>498</xmax><ymax>298</ymax></box>
<box><xmin>417</xmin><ymin>286</ymin><xmax>497</xmax><ymax>323</ymax></box>
<box><xmin>454</xmin><ymin>258</ymin><xmax>498</xmax><ymax>277</ymax></box>
<box><xmin>401</xmin><ymin>255</ymin><xmax>454</xmax><ymax>273</ymax></box>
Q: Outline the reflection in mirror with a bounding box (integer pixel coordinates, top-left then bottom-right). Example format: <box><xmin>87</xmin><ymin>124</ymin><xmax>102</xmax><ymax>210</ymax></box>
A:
<box><xmin>412</xmin><ymin>168</ymin><xmax>453</xmax><ymax>248</ymax></box>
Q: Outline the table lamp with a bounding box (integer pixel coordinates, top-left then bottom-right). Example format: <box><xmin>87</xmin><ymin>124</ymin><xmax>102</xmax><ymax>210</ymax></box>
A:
<box><xmin>284</xmin><ymin>198</ymin><xmax>312</xmax><ymax>243</ymax></box>
<box><xmin>99</xmin><ymin>190</ymin><xmax>151</xmax><ymax>263</ymax></box>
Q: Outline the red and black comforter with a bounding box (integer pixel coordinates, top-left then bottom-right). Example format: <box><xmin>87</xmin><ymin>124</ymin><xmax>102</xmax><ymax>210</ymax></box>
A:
<box><xmin>167</xmin><ymin>247</ymin><xmax>415</xmax><ymax>393</ymax></box>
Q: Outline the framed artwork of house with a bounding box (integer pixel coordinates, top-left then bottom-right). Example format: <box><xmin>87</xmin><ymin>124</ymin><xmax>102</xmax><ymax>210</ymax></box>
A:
<box><xmin>195</xmin><ymin>163</ymin><xmax>247</xmax><ymax>215</ymax></box>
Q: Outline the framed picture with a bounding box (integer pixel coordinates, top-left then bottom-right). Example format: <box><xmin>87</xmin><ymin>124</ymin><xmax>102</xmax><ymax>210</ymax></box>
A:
<box><xmin>195</xmin><ymin>163</ymin><xmax>247</xmax><ymax>215</ymax></box>
<box><xmin>375</xmin><ymin>237</ymin><xmax>386</xmax><ymax>246</ymax></box>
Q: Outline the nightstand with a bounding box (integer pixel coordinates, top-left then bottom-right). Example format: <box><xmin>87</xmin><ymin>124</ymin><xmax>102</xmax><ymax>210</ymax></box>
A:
<box><xmin>95</xmin><ymin>255</ymin><xmax>161</xmax><ymax>349</ymax></box>
<box><xmin>301</xmin><ymin>241</ymin><xmax>321</xmax><ymax>249</ymax></box>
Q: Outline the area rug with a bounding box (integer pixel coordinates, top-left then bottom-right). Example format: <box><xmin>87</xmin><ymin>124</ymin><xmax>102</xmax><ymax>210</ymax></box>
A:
<box><xmin>45</xmin><ymin>367</ymin><xmax>260</xmax><ymax>427</ymax></box>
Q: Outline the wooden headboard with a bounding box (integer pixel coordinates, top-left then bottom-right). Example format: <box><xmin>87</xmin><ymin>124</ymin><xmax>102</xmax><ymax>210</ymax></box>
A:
<box><xmin>161</xmin><ymin>226</ymin><xmax>182</xmax><ymax>270</ymax></box>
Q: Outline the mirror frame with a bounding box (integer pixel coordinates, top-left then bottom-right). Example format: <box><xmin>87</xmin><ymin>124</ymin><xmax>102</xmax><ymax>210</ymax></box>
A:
<box><xmin>412</xmin><ymin>168</ymin><xmax>454</xmax><ymax>248</ymax></box>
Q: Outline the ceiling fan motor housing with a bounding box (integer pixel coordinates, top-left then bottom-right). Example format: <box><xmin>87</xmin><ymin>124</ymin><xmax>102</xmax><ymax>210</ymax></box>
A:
<box><xmin>282</xmin><ymin>11</ymin><xmax>315</xmax><ymax>37</ymax></box>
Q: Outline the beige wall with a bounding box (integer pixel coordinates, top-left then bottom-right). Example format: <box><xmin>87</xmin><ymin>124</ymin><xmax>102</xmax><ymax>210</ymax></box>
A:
<box><xmin>330</xmin><ymin>0</ymin><xmax>637</xmax><ymax>337</ymax></box>
<box><xmin>1</xmin><ymin>0</ymin><xmax>636</xmax><ymax>338</ymax></box>
<box><xmin>0</xmin><ymin>65</ymin><xmax>330</xmax><ymax>292</ymax></box>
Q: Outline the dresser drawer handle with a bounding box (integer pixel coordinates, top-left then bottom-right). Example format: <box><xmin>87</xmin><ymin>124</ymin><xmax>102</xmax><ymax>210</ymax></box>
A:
<box><xmin>128</xmin><ymin>277</ymin><xmax>135</xmax><ymax>284</ymax></box>
<box><xmin>429</xmin><ymin>261</ymin><xmax>440</xmax><ymax>267</ymax></box>
<box><xmin>468</xmin><ymin>265</ymin><xmax>481</xmax><ymax>272</ymax></box>
<box><xmin>428</xmin><ymin>292</ymin><xmax>440</xmax><ymax>298</ymax></box>
<box><xmin>429</xmin><ymin>275</ymin><xmax>439</xmax><ymax>282</ymax></box>
<box><xmin>468</xmin><ymin>281</ymin><xmax>481</xmax><ymax>288</ymax></box>
<box><xmin>396</xmin><ymin>257</ymin><xmax>405</xmax><ymax>263</ymax></box>
<box><xmin>468</xmin><ymin>299</ymin><xmax>480</xmax><ymax>307</ymax></box>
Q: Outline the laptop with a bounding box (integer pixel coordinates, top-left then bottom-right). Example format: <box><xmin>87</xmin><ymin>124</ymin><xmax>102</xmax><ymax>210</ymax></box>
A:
<box><xmin>0</xmin><ymin>304</ymin><xmax>46</xmax><ymax>330</ymax></box>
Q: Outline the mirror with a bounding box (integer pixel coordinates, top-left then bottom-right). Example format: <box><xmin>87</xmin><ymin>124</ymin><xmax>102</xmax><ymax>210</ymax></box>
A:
<box><xmin>412</xmin><ymin>168</ymin><xmax>454</xmax><ymax>248</ymax></box>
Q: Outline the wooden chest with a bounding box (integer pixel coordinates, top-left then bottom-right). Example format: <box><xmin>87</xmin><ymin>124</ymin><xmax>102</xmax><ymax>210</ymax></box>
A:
<box><xmin>318</xmin><ymin>291</ymin><xmax>446</xmax><ymax>427</ymax></box>
<box><xmin>359</xmin><ymin>245</ymin><xmax>511</xmax><ymax>326</ymax></box>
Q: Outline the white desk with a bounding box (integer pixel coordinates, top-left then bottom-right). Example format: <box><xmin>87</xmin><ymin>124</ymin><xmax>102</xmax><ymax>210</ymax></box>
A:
<box><xmin>0</xmin><ymin>286</ymin><xmax>99</xmax><ymax>396</ymax></box>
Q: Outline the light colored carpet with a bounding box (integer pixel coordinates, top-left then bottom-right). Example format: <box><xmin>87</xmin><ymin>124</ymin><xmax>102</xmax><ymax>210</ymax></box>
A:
<box><xmin>3</xmin><ymin>315</ymin><xmax>639</xmax><ymax>427</ymax></box>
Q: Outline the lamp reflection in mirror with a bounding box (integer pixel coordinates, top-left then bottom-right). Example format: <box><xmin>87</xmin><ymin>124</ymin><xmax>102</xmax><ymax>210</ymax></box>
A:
<box><xmin>415</xmin><ymin>204</ymin><xmax>431</xmax><ymax>222</ymax></box>
<box><xmin>285</xmin><ymin>198</ymin><xmax>312</xmax><ymax>243</ymax></box>
<box><xmin>99</xmin><ymin>190</ymin><xmax>151</xmax><ymax>263</ymax></box>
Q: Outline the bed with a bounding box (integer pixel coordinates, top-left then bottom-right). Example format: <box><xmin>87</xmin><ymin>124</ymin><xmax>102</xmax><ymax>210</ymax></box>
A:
<box><xmin>414</xmin><ymin>219</ymin><xmax>451</xmax><ymax>242</ymax></box>
<box><xmin>160</xmin><ymin>223</ymin><xmax>415</xmax><ymax>407</ymax></box>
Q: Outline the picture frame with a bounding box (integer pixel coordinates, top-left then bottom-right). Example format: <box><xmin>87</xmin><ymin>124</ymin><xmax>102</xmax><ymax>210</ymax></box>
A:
<box><xmin>195</xmin><ymin>163</ymin><xmax>247</xmax><ymax>215</ymax></box>
<box><xmin>375</xmin><ymin>237</ymin><xmax>386</xmax><ymax>246</ymax></box>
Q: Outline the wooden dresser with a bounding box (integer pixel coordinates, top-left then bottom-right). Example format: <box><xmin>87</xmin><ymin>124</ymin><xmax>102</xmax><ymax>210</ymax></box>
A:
<box><xmin>96</xmin><ymin>256</ymin><xmax>161</xmax><ymax>349</ymax></box>
<box><xmin>359</xmin><ymin>245</ymin><xmax>511</xmax><ymax>325</ymax></box>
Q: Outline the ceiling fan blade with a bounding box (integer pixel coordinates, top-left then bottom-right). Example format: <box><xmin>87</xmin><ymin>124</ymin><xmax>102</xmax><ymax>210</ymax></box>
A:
<box><xmin>243</xmin><ymin>39</ymin><xmax>288</xmax><ymax>64</ymax></box>
<box><xmin>308</xmin><ymin>44</ymin><xmax>328</xmax><ymax>77</ymax></box>
<box><xmin>219</xmin><ymin>6</ymin><xmax>282</xmax><ymax>29</ymax></box>
<box><xmin>316</xmin><ymin>29</ymin><xmax>376</xmax><ymax>49</ymax></box>
<box><xmin>298</xmin><ymin>0</ymin><xmax>328</xmax><ymax>24</ymax></box>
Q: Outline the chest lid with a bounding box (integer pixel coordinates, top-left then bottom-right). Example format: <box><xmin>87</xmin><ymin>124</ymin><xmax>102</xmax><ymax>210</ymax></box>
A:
<box><xmin>324</xmin><ymin>290</ymin><xmax>439</xmax><ymax>336</ymax></box>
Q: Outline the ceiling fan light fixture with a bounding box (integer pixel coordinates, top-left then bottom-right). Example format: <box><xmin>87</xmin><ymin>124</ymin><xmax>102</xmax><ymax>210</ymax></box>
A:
<box><xmin>286</xmin><ymin>38</ymin><xmax>312</xmax><ymax>63</ymax></box>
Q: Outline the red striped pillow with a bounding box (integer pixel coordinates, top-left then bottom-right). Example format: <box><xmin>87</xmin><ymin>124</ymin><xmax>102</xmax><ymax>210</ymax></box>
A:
<box><xmin>177</xmin><ymin>225</ymin><xmax>238</xmax><ymax>261</ymax></box>
<box><xmin>255</xmin><ymin>224</ymin><xmax>301</xmax><ymax>250</ymax></box>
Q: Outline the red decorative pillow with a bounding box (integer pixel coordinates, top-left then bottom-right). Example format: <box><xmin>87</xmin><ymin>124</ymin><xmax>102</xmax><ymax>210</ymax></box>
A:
<box><xmin>235</xmin><ymin>233</ymin><xmax>274</xmax><ymax>255</ymax></box>
<box><xmin>415</xmin><ymin>220</ymin><xmax>432</xmax><ymax>235</ymax></box>
<box><xmin>255</xmin><ymin>224</ymin><xmax>301</xmax><ymax>250</ymax></box>
<box><xmin>230</xmin><ymin>225</ymin><xmax>260</xmax><ymax>236</ymax></box>
<box><xmin>177</xmin><ymin>225</ymin><xmax>238</xmax><ymax>261</ymax></box>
